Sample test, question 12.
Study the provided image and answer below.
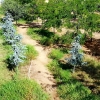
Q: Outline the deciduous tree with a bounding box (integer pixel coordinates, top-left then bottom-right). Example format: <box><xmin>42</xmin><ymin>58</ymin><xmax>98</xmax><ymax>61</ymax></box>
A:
<box><xmin>2</xmin><ymin>0</ymin><xmax>25</xmax><ymax>24</ymax></box>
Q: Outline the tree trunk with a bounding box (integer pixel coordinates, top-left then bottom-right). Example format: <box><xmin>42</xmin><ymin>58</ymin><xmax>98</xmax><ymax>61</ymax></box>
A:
<box><xmin>16</xmin><ymin>19</ymin><xmax>18</xmax><ymax>25</ymax></box>
<box><xmin>90</xmin><ymin>37</ymin><xmax>92</xmax><ymax>42</ymax></box>
<box><xmin>72</xmin><ymin>65</ymin><xmax>75</xmax><ymax>73</ymax></box>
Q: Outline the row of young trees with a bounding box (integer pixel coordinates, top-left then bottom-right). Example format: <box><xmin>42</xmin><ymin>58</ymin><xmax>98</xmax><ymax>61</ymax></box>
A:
<box><xmin>1</xmin><ymin>12</ymin><xmax>26</xmax><ymax>69</ymax></box>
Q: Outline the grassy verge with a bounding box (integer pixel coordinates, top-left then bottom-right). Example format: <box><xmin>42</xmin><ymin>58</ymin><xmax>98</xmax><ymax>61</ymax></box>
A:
<box><xmin>0</xmin><ymin>6</ymin><xmax>4</xmax><ymax>17</ymax></box>
<box><xmin>27</xmin><ymin>27</ymin><xmax>74</xmax><ymax>46</ymax></box>
<box><xmin>27</xmin><ymin>28</ymin><xmax>60</xmax><ymax>46</ymax></box>
<box><xmin>0</xmin><ymin>32</ymin><xmax>13</xmax><ymax>85</ymax></box>
<box><xmin>0</xmin><ymin>21</ymin><xmax>49</xmax><ymax>99</ymax></box>
<box><xmin>0</xmin><ymin>79</ymin><xmax>49</xmax><ymax>100</ymax></box>
<box><xmin>0</xmin><ymin>32</ymin><xmax>49</xmax><ymax>100</ymax></box>
<box><xmin>48</xmin><ymin>49</ymin><xmax>100</xmax><ymax>100</ymax></box>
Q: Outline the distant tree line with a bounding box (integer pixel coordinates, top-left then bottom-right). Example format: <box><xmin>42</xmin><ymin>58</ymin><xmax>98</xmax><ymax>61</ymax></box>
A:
<box><xmin>1</xmin><ymin>0</ymin><xmax>100</xmax><ymax>39</ymax></box>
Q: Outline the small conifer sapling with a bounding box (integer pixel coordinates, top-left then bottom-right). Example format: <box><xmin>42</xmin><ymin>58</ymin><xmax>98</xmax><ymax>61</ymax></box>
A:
<box><xmin>66</xmin><ymin>35</ymin><xmax>86</xmax><ymax>73</ymax></box>
<box><xmin>1</xmin><ymin>12</ymin><xmax>26</xmax><ymax>68</ymax></box>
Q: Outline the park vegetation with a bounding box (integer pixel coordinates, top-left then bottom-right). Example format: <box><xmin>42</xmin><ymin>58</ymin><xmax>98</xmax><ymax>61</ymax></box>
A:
<box><xmin>0</xmin><ymin>0</ymin><xmax>100</xmax><ymax>100</ymax></box>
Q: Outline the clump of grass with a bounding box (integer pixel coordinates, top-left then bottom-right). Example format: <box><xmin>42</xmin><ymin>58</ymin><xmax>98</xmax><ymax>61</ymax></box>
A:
<box><xmin>18</xmin><ymin>19</ymin><xmax>26</xmax><ymax>24</ymax></box>
<box><xmin>48</xmin><ymin>49</ymin><xmax>64</xmax><ymax>60</ymax></box>
<box><xmin>0</xmin><ymin>79</ymin><xmax>49</xmax><ymax>100</ymax></box>
<box><xmin>85</xmin><ymin>54</ymin><xmax>100</xmax><ymax>69</ymax></box>
<box><xmin>26</xmin><ymin>45</ymin><xmax>38</xmax><ymax>60</ymax></box>
<box><xmin>22</xmin><ymin>45</ymin><xmax>38</xmax><ymax>65</ymax></box>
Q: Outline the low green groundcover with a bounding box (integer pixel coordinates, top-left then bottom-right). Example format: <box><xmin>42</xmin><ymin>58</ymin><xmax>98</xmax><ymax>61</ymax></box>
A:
<box><xmin>0</xmin><ymin>79</ymin><xmax>49</xmax><ymax>100</ymax></box>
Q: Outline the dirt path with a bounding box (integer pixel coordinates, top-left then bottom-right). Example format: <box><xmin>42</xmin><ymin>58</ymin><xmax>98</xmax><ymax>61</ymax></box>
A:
<box><xmin>17</xmin><ymin>25</ymin><xmax>59</xmax><ymax>100</ymax></box>
<box><xmin>93</xmin><ymin>32</ymin><xmax>100</xmax><ymax>39</ymax></box>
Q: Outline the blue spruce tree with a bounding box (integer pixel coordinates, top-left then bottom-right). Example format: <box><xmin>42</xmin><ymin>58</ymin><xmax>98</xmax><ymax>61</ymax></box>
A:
<box><xmin>2</xmin><ymin>12</ymin><xmax>22</xmax><ymax>44</ymax></box>
<box><xmin>1</xmin><ymin>12</ymin><xmax>26</xmax><ymax>68</ymax></box>
<box><xmin>9</xmin><ymin>43</ymin><xmax>26</xmax><ymax>67</ymax></box>
<box><xmin>66</xmin><ymin>35</ymin><xmax>86</xmax><ymax>73</ymax></box>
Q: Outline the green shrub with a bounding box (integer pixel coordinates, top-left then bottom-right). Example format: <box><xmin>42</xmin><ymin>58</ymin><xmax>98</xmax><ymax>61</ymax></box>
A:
<box><xmin>27</xmin><ymin>28</ymin><xmax>41</xmax><ymax>40</ymax></box>
<box><xmin>48</xmin><ymin>49</ymin><xmax>64</xmax><ymax>60</ymax></box>
<box><xmin>0</xmin><ymin>79</ymin><xmax>49</xmax><ymax>100</ymax></box>
<box><xmin>58</xmin><ymin>79</ymin><xmax>92</xmax><ymax>100</ymax></box>
<box><xmin>39</xmin><ymin>29</ymin><xmax>54</xmax><ymax>37</ymax></box>
<box><xmin>58</xmin><ymin>79</ymin><xmax>100</xmax><ymax>100</ymax></box>
<box><xmin>39</xmin><ymin>29</ymin><xmax>60</xmax><ymax>45</ymax></box>
<box><xmin>40</xmin><ymin>34</ymin><xmax>59</xmax><ymax>46</ymax></box>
